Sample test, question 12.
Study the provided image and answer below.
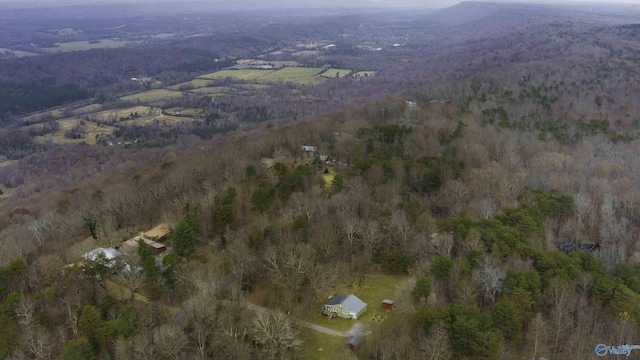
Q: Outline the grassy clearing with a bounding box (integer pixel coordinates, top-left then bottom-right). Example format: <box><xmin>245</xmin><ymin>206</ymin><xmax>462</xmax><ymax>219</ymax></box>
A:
<box><xmin>321</xmin><ymin>68</ymin><xmax>352</xmax><ymax>78</ymax></box>
<box><xmin>168</xmin><ymin>78</ymin><xmax>213</xmax><ymax>90</ymax></box>
<box><xmin>354</xmin><ymin>71</ymin><xmax>376</xmax><ymax>77</ymax></box>
<box><xmin>73</xmin><ymin>104</ymin><xmax>103</xmax><ymax>115</ymax></box>
<box><xmin>105</xmin><ymin>278</ymin><xmax>150</xmax><ymax>304</ymax></box>
<box><xmin>292</xmin><ymin>50</ymin><xmax>320</xmax><ymax>56</ymax></box>
<box><xmin>120</xmin><ymin>114</ymin><xmax>190</xmax><ymax>126</ymax></box>
<box><xmin>120</xmin><ymin>89</ymin><xmax>182</xmax><ymax>103</ymax></box>
<box><xmin>20</xmin><ymin>109</ymin><xmax>65</xmax><ymax>123</ymax></box>
<box><xmin>42</xmin><ymin>39</ymin><xmax>133</xmax><ymax>53</ymax></box>
<box><xmin>86</xmin><ymin>106</ymin><xmax>154</xmax><ymax>123</ymax></box>
<box><xmin>303</xmin><ymin>274</ymin><xmax>408</xmax><ymax>332</ymax></box>
<box><xmin>151</xmin><ymin>33</ymin><xmax>175</xmax><ymax>39</ymax></box>
<box><xmin>259</xmin><ymin>67</ymin><xmax>324</xmax><ymax>84</ymax></box>
<box><xmin>322</xmin><ymin>167</ymin><xmax>336</xmax><ymax>189</ymax></box>
<box><xmin>0</xmin><ymin>185</ymin><xmax>13</xmax><ymax>201</ymax></box>
<box><xmin>0</xmin><ymin>48</ymin><xmax>39</xmax><ymax>57</ymax></box>
<box><xmin>298</xmin><ymin>328</ymin><xmax>348</xmax><ymax>360</ymax></box>
<box><xmin>163</xmin><ymin>108</ymin><xmax>203</xmax><ymax>117</ymax></box>
<box><xmin>233</xmin><ymin>83</ymin><xmax>270</xmax><ymax>90</ymax></box>
<box><xmin>36</xmin><ymin>118</ymin><xmax>115</xmax><ymax>145</ymax></box>
<box><xmin>199</xmin><ymin>69</ymin><xmax>274</xmax><ymax>81</ymax></box>
<box><xmin>188</xmin><ymin>86</ymin><xmax>233</xmax><ymax>95</ymax></box>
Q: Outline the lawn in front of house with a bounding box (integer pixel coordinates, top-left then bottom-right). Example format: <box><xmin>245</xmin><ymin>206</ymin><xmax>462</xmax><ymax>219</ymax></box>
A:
<box><xmin>298</xmin><ymin>327</ymin><xmax>350</xmax><ymax>360</ymax></box>
<box><xmin>303</xmin><ymin>274</ymin><xmax>409</xmax><ymax>332</ymax></box>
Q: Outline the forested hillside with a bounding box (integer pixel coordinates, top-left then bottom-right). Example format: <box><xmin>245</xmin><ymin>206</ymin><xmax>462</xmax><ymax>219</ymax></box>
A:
<box><xmin>1</xmin><ymin>1</ymin><xmax>640</xmax><ymax>360</ymax></box>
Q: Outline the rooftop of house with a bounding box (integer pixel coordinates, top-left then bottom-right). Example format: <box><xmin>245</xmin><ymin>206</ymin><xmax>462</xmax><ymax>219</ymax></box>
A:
<box><xmin>119</xmin><ymin>235</ymin><xmax>166</xmax><ymax>254</ymax></box>
<box><xmin>144</xmin><ymin>224</ymin><xmax>171</xmax><ymax>239</ymax></box>
<box><xmin>82</xmin><ymin>247</ymin><xmax>119</xmax><ymax>262</ymax></box>
<box><xmin>326</xmin><ymin>294</ymin><xmax>367</xmax><ymax>314</ymax></box>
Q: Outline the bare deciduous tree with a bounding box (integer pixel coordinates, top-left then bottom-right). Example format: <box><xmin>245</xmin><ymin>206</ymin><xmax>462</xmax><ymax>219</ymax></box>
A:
<box><xmin>546</xmin><ymin>278</ymin><xmax>574</xmax><ymax>357</ymax></box>
<box><xmin>473</xmin><ymin>257</ymin><xmax>505</xmax><ymax>305</ymax></box>
<box><xmin>251</xmin><ymin>311</ymin><xmax>303</xmax><ymax>360</ymax></box>
<box><xmin>154</xmin><ymin>324</ymin><xmax>188</xmax><ymax>360</ymax></box>
<box><xmin>420</xmin><ymin>323</ymin><xmax>452</xmax><ymax>360</ymax></box>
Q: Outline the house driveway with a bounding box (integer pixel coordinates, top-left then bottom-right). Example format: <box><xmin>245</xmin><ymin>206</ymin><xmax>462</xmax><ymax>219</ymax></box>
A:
<box><xmin>243</xmin><ymin>301</ymin><xmax>369</xmax><ymax>337</ymax></box>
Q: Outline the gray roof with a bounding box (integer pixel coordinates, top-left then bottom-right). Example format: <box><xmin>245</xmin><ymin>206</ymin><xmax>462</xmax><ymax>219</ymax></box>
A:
<box><xmin>346</xmin><ymin>335</ymin><xmax>362</xmax><ymax>347</ymax></box>
<box><xmin>326</xmin><ymin>294</ymin><xmax>367</xmax><ymax>314</ymax></box>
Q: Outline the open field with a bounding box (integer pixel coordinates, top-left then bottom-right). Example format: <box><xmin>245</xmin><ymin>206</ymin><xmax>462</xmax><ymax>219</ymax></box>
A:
<box><xmin>199</xmin><ymin>69</ymin><xmax>274</xmax><ymax>81</ymax></box>
<box><xmin>36</xmin><ymin>118</ymin><xmax>115</xmax><ymax>145</ymax></box>
<box><xmin>0</xmin><ymin>47</ymin><xmax>39</xmax><ymax>58</ymax></box>
<box><xmin>163</xmin><ymin>108</ymin><xmax>203</xmax><ymax>117</ymax></box>
<box><xmin>42</xmin><ymin>39</ymin><xmax>134</xmax><ymax>53</ymax></box>
<box><xmin>105</xmin><ymin>279</ymin><xmax>150</xmax><ymax>304</ymax></box>
<box><xmin>298</xmin><ymin>328</ymin><xmax>348</xmax><ymax>360</ymax></box>
<box><xmin>259</xmin><ymin>67</ymin><xmax>324</xmax><ymax>84</ymax></box>
<box><xmin>303</xmin><ymin>274</ymin><xmax>408</xmax><ymax>332</ymax></box>
<box><xmin>234</xmin><ymin>83</ymin><xmax>270</xmax><ymax>90</ymax></box>
<box><xmin>188</xmin><ymin>86</ymin><xmax>233</xmax><ymax>95</ymax></box>
<box><xmin>20</xmin><ymin>108</ymin><xmax>66</xmax><ymax>123</ymax></box>
<box><xmin>151</xmin><ymin>33</ymin><xmax>176</xmax><ymax>39</ymax></box>
<box><xmin>120</xmin><ymin>89</ymin><xmax>182</xmax><ymax>103</ymax></box>
<box><xmin>354</xmin><ymin>71</ymin><xmax>376</xmax><ymax>77</ymax></box>
<box><xmin>122</xmin><ymin>114</ymin><xmax>192</xmax><ymax>126</ymax></box>
<box><xmin>322</xmin><ymin>167</ymin><xmax>336</xmax><ymax>189</ymax></box>
<box><xmin>292</xmin><ymin>50</ymin><xmax>321</xmax><ymax>56</ymax></box>
<box><xmin>234</xmin><ymin>59</ymin><xmax>301</xmax><ymax>68</ymax></box>
<box><xmin>321</xmin><ymin>68</ymin><xmax>352</xmax><ymax>78</ymax></box>
<box><xmin>168</xmin><ymin>78</ymin><xmax>213</xmax><ymax>90</ymax></box>
<box><xmin>73</xmin><ymin>104</ymin><xmax>103</xmax><ymax>115</ymax></box>
<box><xmin>86</xmin><ymin>106</ymin><xmax>154</xmax><ymax>123</ymax></box>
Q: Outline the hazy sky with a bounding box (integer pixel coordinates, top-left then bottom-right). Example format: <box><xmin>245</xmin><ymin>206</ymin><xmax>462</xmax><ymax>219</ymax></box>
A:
<box><xmin>2</xmin><ymin>0</ymin><xmax>640</xmax><ymax>7</ymax></box>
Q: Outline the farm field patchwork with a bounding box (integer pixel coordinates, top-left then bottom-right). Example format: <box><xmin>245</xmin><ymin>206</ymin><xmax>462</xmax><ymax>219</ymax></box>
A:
<box><xmin>35</xmin><ymin>118</ymin><xmax>115</xmax><ymax>145</ymax></box>
<box><xmin>234</xmin><ymin>83</ymin><xmax>270</xmax><ymax>90</ymax></box>
<box><xmin>188</xmin><ymin>86</ymin><xmax>233</xmax><ymax>95</ymax></box>
<box><xmin>85</xmin><ymin>106</ymin><xmax>155</xmax><ymax>123</ymax></box>
<box><xmin>168</xmin><ymin>78</ymin><xmax>213</xmax><ymax>90</ymax></box>
<box><xmin>321</xmin><ymin>68</ymin><xmax>352</xmax><ymax>78</ymax></box>
<box><xmin>120</xmin><ymin>89</ymin><xmax>182</xmax><ymax>103</ymax></box>
<box><xmin>42</xmin><ymin>39</ymin><xmax>134</xmax><ymax>53</ymax></box>
<box><xmin>259</xmin><ymin>67</ymin><xmax>325</xmax><ymax>83</ymax></box>
<box><xmin>119</xmin><ymin>114</ymin><xmax>189</xmax><ymax>126</ymax></box>
<box><xmin>0</xmin><ymin>47</ymin><xmax>39</xmax><ymax>57</ymax></box>
<box><xmin>198</xmin><ymin>69</ymin><xmax>274</xmax><ymax>81</ymax></box>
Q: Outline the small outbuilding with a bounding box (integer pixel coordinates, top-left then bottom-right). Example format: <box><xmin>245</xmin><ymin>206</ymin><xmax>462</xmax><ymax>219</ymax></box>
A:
<box><xmin>346</xmin><ymin>335</ymin><xmax>362</xmax><ymax>352</ymax></box>
<box><xmin>382</xmin><ymin>299</ymin><xmax>395</xmax><ymax>311</ymax></box>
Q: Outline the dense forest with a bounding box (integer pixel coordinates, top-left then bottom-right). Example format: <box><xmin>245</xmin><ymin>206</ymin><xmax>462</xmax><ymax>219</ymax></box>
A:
<box><xmin>1</xmin><ymin>1</ymin><xmax>640</xmax><ymax>359</ymax></box>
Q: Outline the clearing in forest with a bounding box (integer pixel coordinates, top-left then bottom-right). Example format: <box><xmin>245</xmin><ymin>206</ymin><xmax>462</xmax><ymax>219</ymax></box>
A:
<box><xmin>188</xmin><ymin>86</ymin><xmax>233</xmax><ymax>95</ymax></box>
<box><xmin>259</xmin><ymin>67</ymin><xmax>325</xmax><ymax>84</ymax></box>
<box><xmin>35</xmin><ymin>118</ymin><xmax>115</xmax><ymax>145</ymax></box>
<box><xmin>42</xmin><ymin>39</ymin><xmax>133</xmax><ymax>53</ymax></box>
<box><xmin>198</xmin><ymin>69</ymin><xmax>275</xmax><ymax>81</ymax></box>
<box><xmin>354</xmin><ymin>71</ymin><xmax>376</xmax><ymax>77</ymax></box>
<box><xmin>120</xmin><ymin>89</ymin><xmax>182</xmax><ymax>103</ymax></box>
<box><xmin>321</xmin><ymin>68</ymin><xmax>352</xmax><ymax>78</ymax></box>
<box><xmin>168</xmin><ymin>78</ymin><xmax>213</xmax><ymax>90</ymax></box>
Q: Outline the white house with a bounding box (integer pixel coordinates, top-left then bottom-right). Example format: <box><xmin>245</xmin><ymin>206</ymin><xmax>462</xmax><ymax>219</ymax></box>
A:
<box><xmin>324</xmin><ymin>294</ymin><xmax>368</xmax><ymax>319</ymax></box>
